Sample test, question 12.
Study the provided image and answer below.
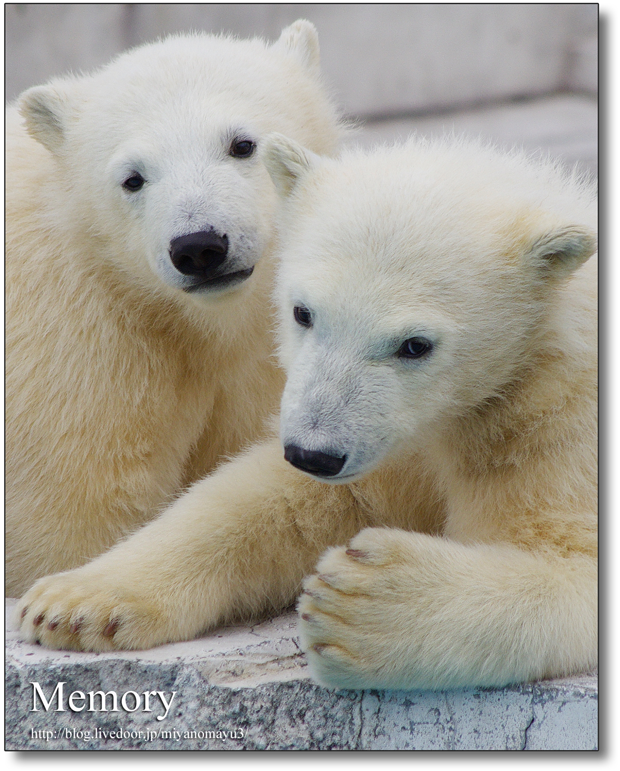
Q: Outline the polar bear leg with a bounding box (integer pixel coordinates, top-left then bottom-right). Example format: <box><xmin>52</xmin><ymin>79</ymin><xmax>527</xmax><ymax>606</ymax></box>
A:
<box><xmin>299</xmin><ymin>527</ymin><xmax>597</xmax><ymax>690</ymax></box>
<box><xmin>15</xmin><ymin>438</ymin><xmax>365</xmax><ymax>651</ymax></box>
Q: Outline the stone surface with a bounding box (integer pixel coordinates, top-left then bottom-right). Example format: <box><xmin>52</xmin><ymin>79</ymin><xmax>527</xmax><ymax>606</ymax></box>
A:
<box><xmin>5</xmin><ymin>600</ymin><xmax>598</xmax><ymax>751</ymax></box>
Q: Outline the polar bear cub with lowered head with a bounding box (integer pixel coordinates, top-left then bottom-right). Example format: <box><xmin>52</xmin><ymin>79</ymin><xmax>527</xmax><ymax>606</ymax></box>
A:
<box><xmin>265</xmin><ymin>133</ymin><xmax>597</xmax><ymax>689</ymax></box>
<box><xmin>17</xmin><ymin>132</ymin><xmax>596</xmax><ymax>693</ymax></box>
<box><xmin>6</xmin><ymin>22</ymin><xmax>343</xmax><ymax>597</ymax></box>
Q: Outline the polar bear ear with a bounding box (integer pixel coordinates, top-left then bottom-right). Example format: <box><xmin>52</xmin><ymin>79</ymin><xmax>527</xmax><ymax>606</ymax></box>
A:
<box><xmin>274</xmin><ymin>19</ymin><xmax>321</xmax><ymax>74</ymax></box>
<box><xmin>262</xmin><ymin>133</ymin><xmax>321</xmax><ymax>197</ymax></box>
<box><xmin>529</xmin><ymin>225</ymin><xmax>597</xmax><ymax>278</ymax></box>
<box><xmin>19</xmin><ymin>85</ymin><xmax>71</xmax><ymax>155</ymax></box>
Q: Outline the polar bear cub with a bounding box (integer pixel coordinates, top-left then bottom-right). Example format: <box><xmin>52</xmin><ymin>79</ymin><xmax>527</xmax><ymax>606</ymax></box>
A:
<box><xmin>264</xmin><ymin>134</ymin><xmax>597</xmax><ymax>689</ymax></box>
<box><xmin>6</xmin><ymin>22</ymin><xmax>343</xmax><ymax>597</ymax></box>
<box><xmin>17</xmin><ymin>134</ymin><xmax>596</xmax><ymax>693</ymax></box>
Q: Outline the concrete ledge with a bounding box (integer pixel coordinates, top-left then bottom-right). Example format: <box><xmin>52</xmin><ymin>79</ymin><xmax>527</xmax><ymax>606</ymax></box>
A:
<box><xmin>353</xmin><ymin>94</ymin><xmax>598</xmax><ymax>179</ymax></box>
<box><xmin>5</xmin><ymin>600</ymin><xmax>597</xmax><ymax>751</ymax></box>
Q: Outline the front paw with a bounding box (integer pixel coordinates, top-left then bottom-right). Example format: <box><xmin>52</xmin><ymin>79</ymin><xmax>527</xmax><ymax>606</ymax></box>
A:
<box><xmin>298</xmin><ymin>527</ymin><xmax>423</xmax><ymax>689</ymax></box>
<box><xmin>15</xmin><ymin>569</ymin><xmax>177</xmax><ymax>652</ymax></box>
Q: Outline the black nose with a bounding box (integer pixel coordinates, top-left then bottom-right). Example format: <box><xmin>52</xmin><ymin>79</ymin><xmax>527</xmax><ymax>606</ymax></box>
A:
<box><xmin>284</xmin><ymin>445</ymin><xmax>346</xmax><ymax>477</ymax></box>
<box><xmin>169</xmin><ymin>230</ymin><xmax>228</xmax><ymax>277</ymax></box>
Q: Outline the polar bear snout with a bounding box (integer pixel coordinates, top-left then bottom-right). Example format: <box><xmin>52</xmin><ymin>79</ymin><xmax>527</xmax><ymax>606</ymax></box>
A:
<box><xmin>169</xmin><ymin>229</ymin><xmax>228</xmax><ymax>277</ymax></box>
<box><xmin>168</xmin><ymin>229</ymin><xmax>255</xmax><ymax>293</ymax></box>
<box><xmin>284</xmin><ymin>444</ymin><xmax>347</xmax><ymax>478</ymax></box>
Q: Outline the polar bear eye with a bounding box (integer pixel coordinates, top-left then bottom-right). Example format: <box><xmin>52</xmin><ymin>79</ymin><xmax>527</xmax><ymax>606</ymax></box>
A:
<box><xmin>122</xmin><ymin>173</ymin><xmax>145</xmax><ymax>192</ymax></box>
<box><xmin>397</xmin><ymin>337</ymin><xmax>433</xmax><ymax>359</ymax></box>
<box><xmin>229</xmin><ymin>138</ymin><xmax>256</xmax><ymax>159</ymax></box>
<box><xmin>293</xmin><ymin>305</ymin><xmax>313</xmax><ymax>328</ymax></box>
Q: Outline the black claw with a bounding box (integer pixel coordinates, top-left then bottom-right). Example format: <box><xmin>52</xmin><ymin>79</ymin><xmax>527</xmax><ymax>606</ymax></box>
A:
<box><xmin>103</xmin><ymin>619</ymin><xmax>119</xmax><ymax>637</ymax></box>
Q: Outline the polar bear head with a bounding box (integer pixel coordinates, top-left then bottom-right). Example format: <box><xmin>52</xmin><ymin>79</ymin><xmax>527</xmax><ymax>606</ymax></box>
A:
<box><xmin>18</xmin><ymin>23</ymin><xmax>342</xmax><ymax>306</ymax></box>
<box><xmin>263</xmin><ymin>134</ymin><xmax>597</xmax><ymax>481</ymax></box>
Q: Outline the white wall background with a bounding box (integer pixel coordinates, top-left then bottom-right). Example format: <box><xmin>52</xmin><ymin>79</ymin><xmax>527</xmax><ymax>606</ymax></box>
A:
<box><xmin>5</xmin><ymin>3</ymin><xmax>598</xmax><ymax>119</ymax></box>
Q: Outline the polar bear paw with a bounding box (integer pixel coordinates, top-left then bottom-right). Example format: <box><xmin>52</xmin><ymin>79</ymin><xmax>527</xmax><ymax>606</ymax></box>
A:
<box><xmin>15</xmin><ymin>570</ymin><xmax>178</xmax><ymax>652</ymax></box>
<box><xmin>297</xmin><ymin>527</ymin><xmax>425</xmax><ymax>690</ymax></box>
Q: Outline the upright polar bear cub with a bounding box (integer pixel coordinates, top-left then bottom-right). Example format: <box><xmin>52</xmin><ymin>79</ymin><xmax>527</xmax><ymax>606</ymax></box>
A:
<box><xmin>6</xmin><ymin>22</ymin><xmax>343</xmax><ymax>597</ymax></box>
<box><xmin>17</xmin><ymin>135</ymin><xmax>596</xmax><ymax>692</ymax></box>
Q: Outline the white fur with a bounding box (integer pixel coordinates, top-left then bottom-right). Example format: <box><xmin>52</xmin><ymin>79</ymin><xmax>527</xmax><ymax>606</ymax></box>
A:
<box><xmin>6</xmin><ymin>22</ymin><xmax>343</xmax><ymax>597</ymax></box>
<box><xmin>15</xmin><ymin>135</ymin><xmax>597</xmax><ymax>694</ymax></box>
<box><xmin>269</xmin><ymin>135</ymin><xmax>597</xmax><ymax>689</ymax></box>
<box><xmin>271</xmin><ymin>135</ymin><xmax>596</xmax><ymax>480</ymax></box>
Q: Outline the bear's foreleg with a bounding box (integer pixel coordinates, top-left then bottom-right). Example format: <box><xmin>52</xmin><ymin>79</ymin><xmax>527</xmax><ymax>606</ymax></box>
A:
<box><xmin>15</xmin><ymin>438</ymin><xmax>366</xmax><ymax>651</ymax></box>
<box><xmin>299</xmin><ymin>527</ymin><xmax>597</xmax><ymax>690</ymax></box>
